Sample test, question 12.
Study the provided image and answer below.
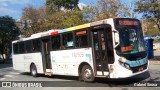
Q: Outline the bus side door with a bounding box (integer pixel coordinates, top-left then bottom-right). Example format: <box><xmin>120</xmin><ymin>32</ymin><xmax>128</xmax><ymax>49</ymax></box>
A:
<box><xmin>41</xmin><ymin>37</ymin><xmax>52</xmax><ymax>73</ymax></box>
<box><xmin>91</xmin><ymin>25</ymin><xmax>114</xmax><ymax>76</ymax></box>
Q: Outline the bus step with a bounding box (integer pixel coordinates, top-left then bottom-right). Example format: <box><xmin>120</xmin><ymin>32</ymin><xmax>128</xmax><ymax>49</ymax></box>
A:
<box><xmin>45</xmin><ymin>72</ymin><xmax>52</xmax><ymax>76</ymax></box>
<box><xmin>95</xmin><ymin>76</ymin><xmax>109</xmax><ymax>78</ymax></box>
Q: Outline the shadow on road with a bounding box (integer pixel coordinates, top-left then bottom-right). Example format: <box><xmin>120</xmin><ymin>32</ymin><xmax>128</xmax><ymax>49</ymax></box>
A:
<box><xmin>95</xmin><ymin>71</ymin><xmax>150</xmax><ymax>86</ymax></box>
<box><xmin>0</xmin><ymin>59</ymin><xmax>12</xmax><ymax>69</ymax></box>
<box><xmin>20</xmin><ymin>71</ymin><xmax>150</xmax><ymax>87</ymax></box>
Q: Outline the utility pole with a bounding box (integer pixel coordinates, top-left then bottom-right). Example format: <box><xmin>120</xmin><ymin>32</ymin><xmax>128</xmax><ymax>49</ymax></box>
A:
<box><xmin>130</xmin><ymin>0</ymin><xmax>133</xmax><ymax>18</ymax></box>
<box><xmin>15</xmin><ymin>19</ymin><xmax>28</xmax><ymax>38</ymax></box>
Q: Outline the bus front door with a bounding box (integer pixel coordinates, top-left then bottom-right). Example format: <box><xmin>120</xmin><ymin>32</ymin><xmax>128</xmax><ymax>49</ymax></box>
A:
<box><xmin>92</xmin><ymin>26</ymin><xmax>114</xmax><ymax>76</ymax></box>
<box><xmin>42</xmin><ymin>38</ymin><xmax>52</xmax><ymax>75</ymax></box>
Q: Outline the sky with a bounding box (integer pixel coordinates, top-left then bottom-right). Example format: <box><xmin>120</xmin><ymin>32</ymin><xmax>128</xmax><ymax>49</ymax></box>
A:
<box><xmin>0</xmin><ymin>0</ymin><xmax>140</xmax><ymax>20</ymax></box>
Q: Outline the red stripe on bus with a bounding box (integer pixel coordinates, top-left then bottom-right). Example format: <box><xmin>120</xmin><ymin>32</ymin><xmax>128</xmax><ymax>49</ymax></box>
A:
<box><xmin>50</xmin><ymin>31</ymin><xmax>58</xmax><ymax>35</ymax></box>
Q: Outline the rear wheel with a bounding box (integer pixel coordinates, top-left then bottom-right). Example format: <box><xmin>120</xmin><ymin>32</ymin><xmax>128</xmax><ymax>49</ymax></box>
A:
<box><xmin>30</xmin><ymin>64</ymin><xmax>38</xmax><ymax>77</ymax></box>
<box><xmin>81</xmin><ymin>65</ymin><xmax>95</xmax><ymax>82</ymax></box>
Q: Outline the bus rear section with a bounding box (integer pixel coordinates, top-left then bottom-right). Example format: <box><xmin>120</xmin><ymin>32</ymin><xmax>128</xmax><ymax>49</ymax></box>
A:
<box><xmin>12</xmin><ymin>39</ymin><xmax>44</xmax><ymax>76</ymax></box>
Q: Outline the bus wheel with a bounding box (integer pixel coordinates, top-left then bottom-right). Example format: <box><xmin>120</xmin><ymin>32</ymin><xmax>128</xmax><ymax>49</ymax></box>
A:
<box><xmin>81</xmin><ymin>65</ymin><xmax>94</xmax><ymax>82</ymax></box>
<box><xmin>30</xmin><ymin>64</ymin><xmax>37</xmax><ymax>77</ymax></box>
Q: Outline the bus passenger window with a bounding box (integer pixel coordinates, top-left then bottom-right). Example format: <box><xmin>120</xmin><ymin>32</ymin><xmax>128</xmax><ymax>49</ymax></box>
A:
<box><xmin>24</xmin><ymin>40</ymin><xmax>32</xmax><ymax>53</ymax></box>
<box><xmin>62</xmin><ymin>32</ymin><xmax>74</xmax><ymax>49</ymax></box>
<box><xmin>19</xmin><ymin>42</ymin><xmax>25</xmax><ymax>53</ymax></box>
<box><xmin>33</xmin><ymin>39</ymin><xmax>40</xmax><ymax>52</ymax></box>
<box><xmin>75</xmin><ymin>30</ymin><xmax>88</xmax><ymax>48</ymax></box>
<box><xmin>13</xmin><ymin>43</ymin><xmax>18</xmax><ymax>54</ymax></box>
<box><xmin>51</xmin><ymin>35</ymin><xmax>60</xmax><ymax>50</ymax></box>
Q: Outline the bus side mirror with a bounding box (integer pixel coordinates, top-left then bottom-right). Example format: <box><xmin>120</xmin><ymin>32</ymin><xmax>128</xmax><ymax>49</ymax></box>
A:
<box><xmin>113</xmin><ymin>30</ymin><xmax>120</xmax><ymax>47</ymax></box>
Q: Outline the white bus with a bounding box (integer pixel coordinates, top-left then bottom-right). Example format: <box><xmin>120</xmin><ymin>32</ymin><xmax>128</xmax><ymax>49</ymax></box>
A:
<box><xmin>12</xmin><ymin>18</ymin><xmax>148</xmax><ymax>82</ymax></box>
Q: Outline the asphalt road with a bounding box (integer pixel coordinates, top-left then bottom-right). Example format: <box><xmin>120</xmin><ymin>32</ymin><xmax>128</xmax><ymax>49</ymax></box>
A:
<box><xmin>154</xmin><ymin>50</ymin><xmax>160</xmax><ymax>57</ymax></box>
<box><xmin>0</xmin><ymin>62</ymin><xmax>160</xmax><ymax>90</ymax></box>
<box><xmin>0</xmin><ymin>50</ymin><xmax>160</xmax><ymax>90</ymax></box>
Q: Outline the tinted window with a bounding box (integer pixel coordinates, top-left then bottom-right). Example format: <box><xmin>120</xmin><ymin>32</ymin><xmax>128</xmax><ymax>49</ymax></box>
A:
<box><xmin>51</xmin><ymin>35</ymin><xmax>61</xmax><ymax>50</ymax></box>
<box><xmin>75</xmin><ymin>30</ymin><xmax>88</xmax><ymax>48</ymax></box>
<box><xmin>19</xmin><ymin>42</ymin><xmax>24</xmax><ymax>53</ymax></box>
<box><xmin>13</xmin><ymin>43</ymin><xmax>18</xmax><ymax>54</ymax></box>
<box><xmin>106</xmin><ymin>28</ymin><xmax>114</xmax><ymax>64</ymax></box>
<box><xmin>62</xmin><ymin>32</ymin><xmax>74</xmax><ymax>49</ymax></box>
<box><xmin>24</xmin><ymin>40</ymin><xmax>32</xmax><ymax>53</ymax></box>
<box><xmin>33</xmin><ymin>39</ymin><xmax>41</xmax><ymax>52</ymax></box>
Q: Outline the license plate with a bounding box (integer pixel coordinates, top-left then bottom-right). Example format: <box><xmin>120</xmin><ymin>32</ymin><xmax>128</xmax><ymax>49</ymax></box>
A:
<box><xmin>138</xmin><ymin>67</ymin><xmax>144</xmax><ymax>71</ymax></box>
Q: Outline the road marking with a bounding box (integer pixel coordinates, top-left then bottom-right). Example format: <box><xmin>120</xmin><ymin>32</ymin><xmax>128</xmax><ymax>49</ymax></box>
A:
<box><xmin>0</xmin><ymin>78</ymin><xmax>6</xmax><ymax>80</ymax></box>
<box><xmin>9</xmin><ymin>72</ymin><xmax>20</xmax><ymax>75</ymax></box>
<box><xmin>4</xmin><ymin>75</ymin><xmax>13</xmax><ymax>78</ymax></box>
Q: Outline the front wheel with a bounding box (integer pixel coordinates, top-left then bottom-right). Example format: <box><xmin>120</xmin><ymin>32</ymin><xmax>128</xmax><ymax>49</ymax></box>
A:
<box><xmin>81</xmin><ymin>65</ymin><xmax>95</xmax><ymax>82</ymax></box>
<box><xmin>30</xmin><ymin>64</ymin><xmax>38</xmax><ymax>77</ymax></box>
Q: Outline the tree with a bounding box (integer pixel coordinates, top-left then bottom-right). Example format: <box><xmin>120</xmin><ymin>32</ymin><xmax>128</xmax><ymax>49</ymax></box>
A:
<box><xmin>135</xmin><ymin>0</ymin><xmax>160</xmax><ymax>32</ymax></box>
<box><xmin>141</xmin><ymin>19</ymin><xmax>159</xmax><ymax>35</ymax></box>
<box><xmin>21</xmin><ymin>5</ymin><xmax>86</xmax><ymax>36</ymax></box>
<box><xmin>46</xmin><ymin>0</ymin><xmax>79</xmax><ymax>13</ymax></box>
<box><xmin>21</xmin><ymin>6</ymin><xmax>47</xmax><ymax>36</ymax></box>
<box><xmin>45</xmin><ymin>8</ymin><xmax>86</xmax><ymax>29</ymax></box>
<box><xmin>21</xmin><ymin>6</ymin><xmax>39</xmax><ymax>35</ymax></box>
<box><xmin>61</xmin><ymin>9</ymin><xmax>86</xmax><ymax>28</ymax></box>
<box><xmin>0</xmin><ymin>16</ymin><xmax>19</xmax><ymax>62</ymax></box>
<box><xmin>84</xmin><ymin>0</ymin><xmax>130</xmax><ymax>22</ymax></box>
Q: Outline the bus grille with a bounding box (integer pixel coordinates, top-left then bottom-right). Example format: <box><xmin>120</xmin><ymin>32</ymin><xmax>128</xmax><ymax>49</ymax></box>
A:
<box><xmin>130</xmin><ymin>63</ymin><xmax>148</xmax><ymax>73</ymax></box>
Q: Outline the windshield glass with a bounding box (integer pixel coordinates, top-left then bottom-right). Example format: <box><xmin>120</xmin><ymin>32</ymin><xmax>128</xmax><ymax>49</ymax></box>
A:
<box><xmin>118</xmin><ymin>27</ymin><xmax>146</xmax><ymax>54</ymax></box>
<box><xmin>114</xmin><ymin>18</ymin><xmax>147</xmax><ymax>60</ymax></box>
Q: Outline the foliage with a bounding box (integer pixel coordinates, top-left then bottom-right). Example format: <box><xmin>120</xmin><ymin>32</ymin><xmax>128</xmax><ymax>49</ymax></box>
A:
<box><xmin>84</xmin><ymin>0</ymin><xmax>130</xmax><ymax>22</ymax></box>
<box><xmin>61</xmin><ymin>9</ymin><xmax>86</xmax><ymax>28</ymax></box>
<box><xmin>21</xmin><ymin>6</ymin><xmax>47</xmax><ymax>37</ymax></box>
<box><xmin>41</xmin><ymin>9</ymin><xmax>86</xmax><ymax>29</ymax></box>
<box><xmin>141</xmin><ymin>19</ymin><xmax>159</xmax><ymax>36</ymax></box>
<box><xmin>21</xmin><ymin>5</ymin><xmax>86</xmax><ymax>36</ymax></box>
<box><xmin>21</xmin><ymin>0</ymin><xmax>130</xmax><ymax>36</ymax></box>
<box><xmin>0</xmin><ymin>16</ymin><xmax>19</xmax><ymax>61</ymax></box>
<box><xmin>46</xmin><ymin>0</ymin><xmax>79</xmax><ymax>13</ymax></box>
<box><xmin>145</xmin><ymin>22</ymin><xmax>159</xmax><ymax>35</ymax></box>
<box><xmin>135</xmin><ymin>0</ymin><xmax>160</xmax><ymax>32</ymax></box>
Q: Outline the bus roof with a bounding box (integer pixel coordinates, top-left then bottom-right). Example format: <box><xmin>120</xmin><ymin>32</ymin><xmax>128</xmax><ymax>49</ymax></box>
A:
<box><xmin>12</xmin><ymin>18</ymin><xmax>117</xmax><ymax>43</ymax></box>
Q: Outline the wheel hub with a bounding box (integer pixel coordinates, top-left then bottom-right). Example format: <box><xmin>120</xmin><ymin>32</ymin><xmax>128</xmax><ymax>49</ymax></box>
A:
<box><xmin>32</xmin><ymin>68</ymin><xmax>36</xmax><ymax>75</ymax></box>
<box><xmin>84</xmin><ymin>69</ymin><xmax>92</xmax><ymax>79</ymax></box>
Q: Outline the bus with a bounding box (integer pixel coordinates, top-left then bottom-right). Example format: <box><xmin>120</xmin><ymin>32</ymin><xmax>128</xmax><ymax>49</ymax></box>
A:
<box><xmin>12</xmin><ymin>18</ymin><xmax>148</xmax><ymax>82</ymax></box>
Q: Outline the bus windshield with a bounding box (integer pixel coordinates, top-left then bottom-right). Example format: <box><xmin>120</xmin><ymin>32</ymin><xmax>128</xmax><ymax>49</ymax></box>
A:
<box><xmin>114</xmin><ymin>18</ymin><xmax>147</xmax><ymax>60</ymax></box>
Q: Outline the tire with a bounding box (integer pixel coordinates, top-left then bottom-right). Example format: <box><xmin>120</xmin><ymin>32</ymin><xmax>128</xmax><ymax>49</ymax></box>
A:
<box><xmin>30</xmin><ymin>64</ymin><xmax>38</xmax><ymax>77</ymax></box>
<box><xmin>81</xmin><ymin>65</ymin><xmax>95</xmax><ymax>82</ymax></box>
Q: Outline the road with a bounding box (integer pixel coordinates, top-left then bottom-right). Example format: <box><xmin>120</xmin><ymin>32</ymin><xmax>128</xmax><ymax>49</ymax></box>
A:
<box><xmin>0</xmin><ymin>63</ymin><xmax>160</xmax><ymax>90</ymax></box>
<box><xmin>154</xmin><ymin>50</ymin><xmax>160</xmax><ymax>56</ymax></box>
<box><xmin>0</xmin><ymin>51</ymin><xmax>160</xmax><ymax>90</ymax></box>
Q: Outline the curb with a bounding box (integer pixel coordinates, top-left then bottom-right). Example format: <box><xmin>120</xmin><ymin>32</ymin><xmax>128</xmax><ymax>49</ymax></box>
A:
<box><xmin>149</xmin><ymin>60</ymin><xmax>160</xmax><ymax>65</ymax></box>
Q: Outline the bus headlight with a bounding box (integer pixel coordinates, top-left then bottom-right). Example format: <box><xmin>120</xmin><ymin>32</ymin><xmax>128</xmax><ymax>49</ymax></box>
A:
<box><xmin>124</xmin><ymin>64</ymin><xmax>130</xmax><ymax>69</ymax></box>
<box><xmin>119</xmin><ymin>61</ymin><xmax>125</xmax><ymax>67</ymax></box>
<box><xmin>119</xmin><ymin>57</ymin><xmax>126</xmax><ymax>62</ymax></box>
<box><xmin>119</xmin><ymin>61</ymin><xmax>130</xmax><ymax>70</ymax></box>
